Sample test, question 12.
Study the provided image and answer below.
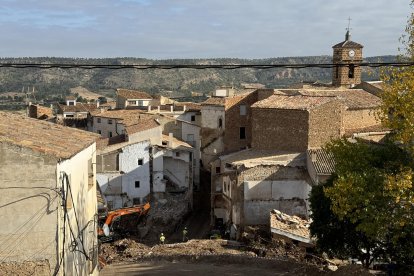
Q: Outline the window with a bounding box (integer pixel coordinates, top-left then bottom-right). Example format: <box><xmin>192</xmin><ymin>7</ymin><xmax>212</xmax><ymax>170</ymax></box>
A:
<box><xmin>216</xmin><ymin>166</ymin><xmax>221</xmax><ymax>174</ymax></box>
<box><xmin>138</xmin><ymin>159</ymin><xmax>143</xmax><ymax>166</ymax></box>
<box><xmin>128</xmin><ymin>100</ymin><xmax>137</xmax><ymax>105</ymax></box>
<box><xmin>108</xmin><ymin>131</ymin><xmax>113</xmax><ymax>138</ymax></box>
<box><xmin>68</xmin><ymin>101</ymin><xmax>75</xmax><ymax>106</ymax></box>
<box><xmin>133</xmin><ymin>198</ymin><xmax>141</xmax><ymax>205</ymax></box>
<box><xmin>97</xmin><ymin>130</ymin><xmax>101</xmax><ymax>134</ymax></box>
<box><xmin>65</xmin><ymin>114</ymin><xmax>74</xmax><ymax>118</ymax></box>
<box><xmin>138</xmin><ymin>100</ymin><xmax>144</xmax><ymax>106</ymax></box>
<box><xmin>97</xmin><ymin>118</ymin><xmax>101</xmax><ymax>123</ymax></box>
<box><xmin>135</xmin><ymin>181</ymin><xmax>140</xmax><ymax>188</ymax></box>
<box><xmin>218</xmin><ymin>118</ymin><xmax>223</xmax><ymax>128</ymax></box>
<box><xmin>176</xmin><ymin>152</ymin><xmax>180</xmax><ymax>157</ymax></box>
<box><xmin>240</xmin><ymin>105</ymin><xmax>246</xmax><ymax>116</ymax></box>
<box><xmin>108</xmin><ymin>119</ymin><xmax>113</xmax><ymax>124</ymax></box>
<box><xmin>348</xmin><ymin>64</ymin><xmax>355</xmax><ymax>78</ymax></box>
<box><xmin>191</xmin><ymin>115</ymin><xmax>196</xmax><ymax>122</ymax></box>
<box><xmin>240</xmin><ymin>127</ymin><xmax>246</xmax><ymax>139</ymax></box>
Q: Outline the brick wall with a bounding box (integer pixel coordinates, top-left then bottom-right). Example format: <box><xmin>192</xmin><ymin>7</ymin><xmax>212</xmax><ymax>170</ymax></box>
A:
<box><xmin>308</xmin><ymin>101</ymin><xmax>343</xmax><ymax>148</ymax></box>
<box><xmin>332</xmin><ymin>48</ymin><xmax>363</xmax><ymax>87</ymax></box>
<box><xmin>251</xmin><ymin>108</ymin><xmax>309</xmax><ymax>151</ymax></box>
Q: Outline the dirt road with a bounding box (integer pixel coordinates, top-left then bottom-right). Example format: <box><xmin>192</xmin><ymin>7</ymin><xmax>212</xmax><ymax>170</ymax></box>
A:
<box><xmin>100</xmin><ymin>261</ymin><xmax>318</xmax><ymax>276</ymax></box>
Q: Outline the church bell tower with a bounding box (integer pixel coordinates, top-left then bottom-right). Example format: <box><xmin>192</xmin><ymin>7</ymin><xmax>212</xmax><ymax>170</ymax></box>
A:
<box><xmin>332</xmin><ymin>25</ymin><xmax>363</xmax><ymax>87</ymax></box>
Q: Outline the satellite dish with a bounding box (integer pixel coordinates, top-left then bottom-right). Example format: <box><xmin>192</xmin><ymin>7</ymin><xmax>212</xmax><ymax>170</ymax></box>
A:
<box><xmin>103</xmin><ymin>224</ymin><xmax>110</xmax><ymax>236</ymax></box>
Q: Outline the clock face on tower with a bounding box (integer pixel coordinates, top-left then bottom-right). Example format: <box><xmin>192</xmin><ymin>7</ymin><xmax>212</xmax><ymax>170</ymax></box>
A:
<box><xmin>348</xmin><ymin>49</ymin><xmax>355</xmax><ymax>57</ymax></box>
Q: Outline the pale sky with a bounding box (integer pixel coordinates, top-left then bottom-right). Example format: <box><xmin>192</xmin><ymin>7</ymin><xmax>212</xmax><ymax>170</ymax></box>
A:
<box><xmin>0</xmin><ymin>0</ymin><xmax>411</xmax><ymax>58</ymax></box>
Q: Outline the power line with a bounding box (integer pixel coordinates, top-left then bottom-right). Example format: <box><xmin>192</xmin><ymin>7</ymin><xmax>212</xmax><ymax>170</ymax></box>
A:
<box><xmin>0</xmin><ymin>62</ymin><xmax>413</xmax><ymax>70</ymax></box>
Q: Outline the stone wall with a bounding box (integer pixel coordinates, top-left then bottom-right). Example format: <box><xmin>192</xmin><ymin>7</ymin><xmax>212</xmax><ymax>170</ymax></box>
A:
<box><xmin>343</xmin><ymin>109</ymin><xmax>380</xmax><ymax>131</ymax></box>
<box><xmin>308</xmin><ymin>101</ymin><xmax>343</xmax><ymax>148</ymax></box>
<box><xmin>251</xmin><ymin>108</ymin><xmax>309</xmax><ymax>151</ymax></box>
<box><xmin>224</xmin><ymin>92</ymin><xmax>258</xmax><ymax>152</ymax></box>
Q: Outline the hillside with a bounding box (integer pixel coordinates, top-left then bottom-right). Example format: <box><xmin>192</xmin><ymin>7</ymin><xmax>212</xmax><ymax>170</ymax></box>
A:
<box><xmin>0</xmin><ymin>56</ymin><xmax>396</xmax><ymax>100</ymax></box>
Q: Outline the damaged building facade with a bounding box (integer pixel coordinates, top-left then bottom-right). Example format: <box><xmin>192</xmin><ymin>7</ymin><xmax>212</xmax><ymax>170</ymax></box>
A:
<box><xmin>208</xmin><ymin>31</ymin><xmax>385</xmax><ymax>238</ymax></box>
<box><xmin>0</xmin><ymin>112</ymin><xmax>100</xmax><ymax>275</ymax></box>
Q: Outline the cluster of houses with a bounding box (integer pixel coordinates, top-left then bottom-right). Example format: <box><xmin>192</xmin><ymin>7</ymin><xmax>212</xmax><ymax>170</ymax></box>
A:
<box><xmin>0</xmin><ymin>30</ymin><xmax>388</xmax><ymax>274</ymax></box>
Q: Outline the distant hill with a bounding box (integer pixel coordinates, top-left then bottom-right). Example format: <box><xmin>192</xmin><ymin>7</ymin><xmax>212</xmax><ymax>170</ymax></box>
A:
<box><xmin>0</xmin><ymin>56</ymin><xmax>396</xmax><ymax>101</ymax></box>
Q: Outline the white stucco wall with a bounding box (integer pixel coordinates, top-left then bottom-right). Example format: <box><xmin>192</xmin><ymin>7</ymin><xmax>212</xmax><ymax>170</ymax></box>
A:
<box><xmin>164</xmin><ymin>153</ymin><xmax>190</xmax><ymax>188</ymax></box>
<box><xmin>181</xmin><ymin>122</ymin><xmax>201</xmax><ymax>187</ymax></box>
<box><xmin>96</xmin><ymin>141</ymin><xmax>151</xmax><ymax>209</ymax></box>
<box><xmin>153</xmin><ymin>148</ymin><xmax>165</xmax><ymax>193</ymax></box>
<box><xmin>56</xmin><ymin>143</ymin><xmax>98</xmax><ymax>276</ymax></box>
<box><xmin>243</xmin><ymin>180</ymin><xmax>312</xmax><ymax>225</ymax></box>
<box><xmin>128</xmin><ymin>125</ymin><xmax>162</xmax><ymax>146</ymax></box>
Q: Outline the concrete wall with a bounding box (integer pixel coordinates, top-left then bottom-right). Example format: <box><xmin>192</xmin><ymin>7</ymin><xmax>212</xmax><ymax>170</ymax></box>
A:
<box><xmin>0</xmin><ymin>143</ymin><xmax>59</xmax><ymax>275</ymax></box>
<box><xmin>153</xmin><ymin>148</ymin><xmax>165</xmax><ymax>193</ymax></box>
<box><xmin>177</xmin><ymin>111</ymin><xmax>202</xmax><ymax>126</ymax></box>
<box><xmin>181</xmin><ymin>122</ymin><xmax>201</xmax><ymax>188</ymax></box>
<box><xmin>251</xmin><ymin>108</ymin><xmax>309</xmax><ymax>151</ymax></box>
<box><xmin>57</xmin><ymin>143</ymin><xmax>98</xmax><ymax>275</ymax></box>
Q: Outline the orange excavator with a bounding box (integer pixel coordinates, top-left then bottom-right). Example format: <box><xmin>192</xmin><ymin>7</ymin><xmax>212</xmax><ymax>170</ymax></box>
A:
<box><xmin>98</xmin><ymin>202</ymin><xmax>150</xmax><ymax>242</ymax></box>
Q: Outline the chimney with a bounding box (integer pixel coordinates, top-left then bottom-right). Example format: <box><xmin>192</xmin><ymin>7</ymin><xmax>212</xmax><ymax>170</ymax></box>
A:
<box><xmin>168</xmin><ymin>133</ymin><xmax>174</xmax><ymax>148</ymax></box>
<box><xmin>170</xmin><ymin>106</ymin><xmax>173</xmax><ymax>112</ymax></box>
<box><xmin>96</xmin><ymin>100</ymin><xmax>100</xmax><ymax>108</ymax></box>
<box><xmin>148</xmin><ymin>105</ymin><xmax>152</xmax><ymax>112</ymax></box>
<box><xmin>183</xmin><ymin>105</ymin><xmax>186</xmax><ymax>111</ymax></box>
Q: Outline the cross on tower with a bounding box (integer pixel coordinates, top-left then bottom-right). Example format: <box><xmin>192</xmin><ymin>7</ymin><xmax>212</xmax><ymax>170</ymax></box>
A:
<box><xmin>346</xmin><ymin>17</ymin><xmax>352</xmax><ymax>32</ymax></box>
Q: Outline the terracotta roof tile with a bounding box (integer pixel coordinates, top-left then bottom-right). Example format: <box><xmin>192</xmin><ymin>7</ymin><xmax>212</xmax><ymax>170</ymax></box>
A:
<box><xmin>117</xmin><ymin>89</ymin><xmax>152</xmax><ymax>99</ymax></box>
<box><xmin>307</xmin><ymin>149</ymin><xmax>335</xmax><ymax>175</ymax></box>
<box><xmin>161</xmin><ymin>134</ymin><xmax>192</xmax><ymax>149</ymax></box>
<box><xmin>251</xmin><ymin>94</ymin><xmax>335</xmax><ymax>110</ymax></box>
<box><xmin>332</xmin><ymin>40</ymin><xmax>363</xmax><ymax>49</ymax></box>
<box><xmin>125</xmin><ymin>118</ymin><xmax>160</xmax><ymax>135</ymax></box>
<box><xmin>57</xmin><ymin>103</ymin><xmax>98</xmax><ymax>113</ymax></box>
<box><xmin>0</xmin><ymin>112</ymin><xmax>99</xmax><ymax>159</ymax></box>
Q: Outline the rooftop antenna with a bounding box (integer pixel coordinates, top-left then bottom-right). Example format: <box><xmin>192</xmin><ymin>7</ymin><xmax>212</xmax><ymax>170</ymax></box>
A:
<box><xmin>345</xmin><ymin>16</ymin><xmax>352</xmax><ymax>41</ymax></box>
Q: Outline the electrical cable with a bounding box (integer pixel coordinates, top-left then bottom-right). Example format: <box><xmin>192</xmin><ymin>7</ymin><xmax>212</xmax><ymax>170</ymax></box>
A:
<box><xmin>0</xmin><ymin>62</ymin><xmax>413</xmax><ymax>70</ymax></box>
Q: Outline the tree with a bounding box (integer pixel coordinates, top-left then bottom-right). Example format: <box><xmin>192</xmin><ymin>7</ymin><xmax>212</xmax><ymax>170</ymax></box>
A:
<box><xmin>311</xmin><ymin>3</ymin><xmax>414</xmax><ymax>271</ymax></box>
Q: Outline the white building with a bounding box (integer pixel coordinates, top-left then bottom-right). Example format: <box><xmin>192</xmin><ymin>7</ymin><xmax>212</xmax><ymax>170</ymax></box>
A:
<box><xmin>116</xmin><ymin>88</ymin><xmax>153</xmax><ymax>109</ymax></box>
<box><xmin>0</xmin><ymin>112</ymin><xmax>100</xmax><ymax>275</ymax></box>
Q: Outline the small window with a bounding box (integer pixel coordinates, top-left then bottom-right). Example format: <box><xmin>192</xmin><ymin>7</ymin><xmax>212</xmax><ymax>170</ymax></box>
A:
<box><xmin>138</xmin><ymin>100</ymin><xmax>144</xmax><ymax>106</ymax></box>
<box><xmin>138</xmin><ymin>159</ymin><xmax>143</xmax><ymax>166</ymax></box>
<box><xmin>68</xmin><ymin>101</ymin><xmax>75</xmax><ymax>106</ymax></box>
<box><xmin>108</xmin><ymin>119</ymin><xmax>113</xmax><ymax>124</ymax></box>
<box><xmin>176</xmin><ymin>152</ymin><xmax>180</xmax><ymax>157</ymax></box>
<box><xmin>216</xmin><ymin>166</ymin><xmax>221</xmax><ymax>174</ymax></box>
<box><xmin>97</xmin><ymin>130</ymin><xmax>101</xmax><ymax>134</ymax></box>
<box><xmin>335</xmin><ymin>66</ymin><xmax>339</xmax><ymax>79</ymax></box>
<box><xmin>97</xmin><ymin>118</ymin><xmax>101</xmax><ymax>123</ymax></box>
<box><xmin>240</xmin><ymin>127</ymin><xmax>246</xmax><ymax>139</ymax></box>
<box><xmin>108</xmin><ymin>131</ymin><xmax>113</xmax><ymax>138</ymax></box>
<box><xmin>191</xmin><ymin>115</ymin><xmax>196</xmax><ymax>122</ymax></box>
<box><xmin>65</xmin><ymin>114</ymin><xmax>74</xmax><ymax>118</ymax></box>
<box><xmin>348</xmin><ymin>64</ymin><xmax>355</xmax><ymax>79</ymax></box>
<box><xmin>135</xmin><ymin>181</ymin><xmax>140</xmax><ymax>188</ymax></box>
<box><xmin>218</xmin><ymin>118</ymin><xmax>223</xmax><ymax>128</ymax></box>
<box><xmin>133</xmin><ymin>198</ymin><xmax>141</xmax><ymax>205</ymax></box>
<box><xmin>240</xmin><ymin>105</ymin><xmax>246</xmax><ymax>116</ymax></box>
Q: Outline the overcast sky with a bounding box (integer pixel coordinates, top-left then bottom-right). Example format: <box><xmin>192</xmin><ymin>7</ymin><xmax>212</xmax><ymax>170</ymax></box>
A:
<box><xmin>0</xmin><ymin>0</ymin><xmax>411</xmax><ymax>59</ymax></box>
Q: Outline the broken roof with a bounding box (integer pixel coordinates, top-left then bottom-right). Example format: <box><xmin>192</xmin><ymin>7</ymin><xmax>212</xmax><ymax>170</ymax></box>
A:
<box><xmin>117</xmin><ymin>89</ymin><xmax>152</xmax><ymax>99</ymax></box>
<box><xmin>270</xmin><ymin>209</ymin><xmax>313</xmax><ymax>245</ymax></box>
<box><xmin>220</xmin><ymin>149</ymin><xmax>306</xmax><ymax>168</ymax></box>
<box><xmin>307</xmin><ymin>148</ymin><xmax>335</xmax><ymax>175</ymax></box>
<box><xmin>251</xmin><ymin>94</ymin><xmax>336</xmax><ymax>110</ymax></box>
<box><xmin>0</xmin><ymin>111</ymin><xmax>99</xmax><ymax>159</ymax></box>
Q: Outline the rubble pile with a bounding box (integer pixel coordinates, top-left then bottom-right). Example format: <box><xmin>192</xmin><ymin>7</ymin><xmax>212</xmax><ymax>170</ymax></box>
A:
<box><xmin>0</xmin><ymin>260</ymin><xmax>50</xmax><ymax>276</ymax></box>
